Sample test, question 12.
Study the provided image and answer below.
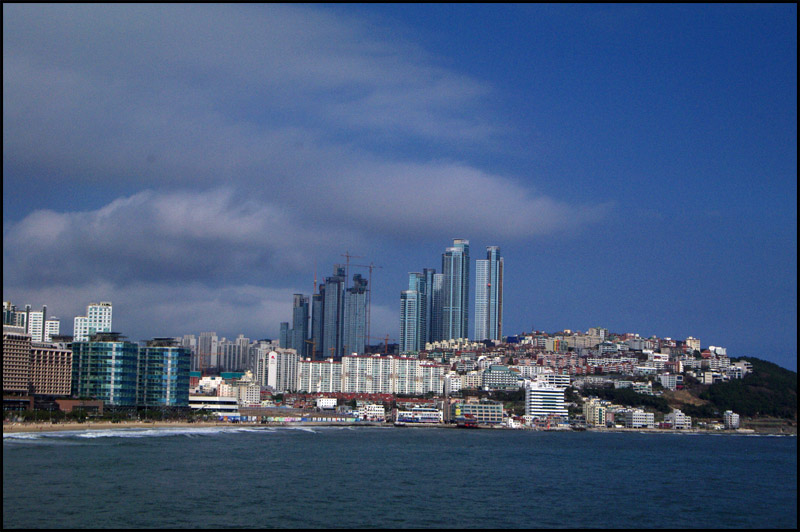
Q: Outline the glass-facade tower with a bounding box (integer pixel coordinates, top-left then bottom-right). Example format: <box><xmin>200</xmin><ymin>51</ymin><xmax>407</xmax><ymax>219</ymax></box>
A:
<box><xmin>441</xmin><ymin>239</ymin><xmax>470</xmax><ymax>341</ymax></box>
<box><xmin>291</xmin><ymin>294</ymin><xmax>310</xmax><ymax>357</ymax></box>
<box><xmin>139</xmin><ymin>339</ymin><xmax>191</xmax><ymax>407</ymax></box>
<box><xmin>400</xmin><ymin>289</ymin><xmax>419</xmax><ymax>354</ymax></box>
<box><xmin>400</xmin><ymin>272</ymin><xmax>429</xmax><ymax>353</ymax></box>
<box><xmin>321</xmin><ymin>266</ymin><xmax>346</xmax><ymax>359</ymax></box>
<box><xmin>71</xmin><ymin>333</ymin><xmax>139</xmax><ymax>406</ymax></box>
<box><xmin>342</xmin><ymin>274</ymin><xmax>368</xmax><ymax>356</ymax></box>
<box><xmin>475</xmin><ymin>246</ymin><xmax>503</xmax><ymax>341</ymax></box>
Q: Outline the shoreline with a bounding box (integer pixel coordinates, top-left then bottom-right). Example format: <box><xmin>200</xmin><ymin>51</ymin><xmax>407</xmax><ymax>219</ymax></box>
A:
<box><xmin>4</xmin><ymin>420</ymin><xmax>795</xmax><ymax>436</ymax></box>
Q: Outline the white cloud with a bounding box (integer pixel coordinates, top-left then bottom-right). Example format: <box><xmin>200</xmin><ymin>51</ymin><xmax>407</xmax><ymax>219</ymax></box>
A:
<box><xmin>3</xmin><ymin>189</ymin><xmax>359</xmax><ymax>288</ymax></box>
<box><xmin>4</xmin><ymin>4</ymin><xmax>607</xmax><ymax>245</ymax></box>
<box><xmin>3</xmin><ymin>4</ymin><xmax>610</xmax><ymax>343</ymax></box>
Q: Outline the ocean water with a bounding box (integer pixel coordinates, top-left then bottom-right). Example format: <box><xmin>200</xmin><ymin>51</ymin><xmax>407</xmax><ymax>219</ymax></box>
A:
<box><xmin>3</xmin><ymin>426</ymin><xmax>797</xmax><ymax>529</ymax></box>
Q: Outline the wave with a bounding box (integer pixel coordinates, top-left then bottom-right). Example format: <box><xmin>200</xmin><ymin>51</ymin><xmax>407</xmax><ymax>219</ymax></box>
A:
<box><xmin>3</xmin><ymin>425</ymin><xmax>281</xmax><ymax>442</ymax></box>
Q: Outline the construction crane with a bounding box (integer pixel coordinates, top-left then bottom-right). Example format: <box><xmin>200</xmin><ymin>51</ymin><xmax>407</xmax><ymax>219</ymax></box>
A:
<box><xmin>304</xmin><ymin>339</ymin><xmax>317</xmax><ymax>360</ymax></box>
<box><xmin>361</xmin><ymin>334</ymin><xmax>396</xmax><ymax>355</ymax></box>
<box><xmin>340</xmin><ymin>251</ymin><xmax>364</xmax><ymax>290</ymax></box>
<box><xmin>196</xmin><ymin>351</ymin><xmax>221</xmax><ymax>376</ymax></box>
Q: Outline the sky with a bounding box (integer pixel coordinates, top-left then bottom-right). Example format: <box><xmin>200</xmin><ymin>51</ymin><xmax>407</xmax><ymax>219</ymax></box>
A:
<box><xmin>3</xmin><ymin>4</ymin><xmax>797</xmax><ymax>370</ymax></box>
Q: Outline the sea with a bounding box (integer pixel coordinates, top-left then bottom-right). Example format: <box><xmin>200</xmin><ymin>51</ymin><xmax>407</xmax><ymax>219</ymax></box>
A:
<box><xmin>3</xmin><ymin>426</ymin><xmax>797</xmax><ymax>529</ymax></box>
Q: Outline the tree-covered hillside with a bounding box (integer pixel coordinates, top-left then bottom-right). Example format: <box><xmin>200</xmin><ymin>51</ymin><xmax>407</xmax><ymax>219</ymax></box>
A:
<box><xmin>699</xmin><ymin>357</ymin><xmax>797</xmax><ymax>419</ymax></box>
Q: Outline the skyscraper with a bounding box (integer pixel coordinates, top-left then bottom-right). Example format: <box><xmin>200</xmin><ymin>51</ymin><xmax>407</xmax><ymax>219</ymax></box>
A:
<box><xmin>399</xmin><ymin>289</ymin><xmax>419</xmax><ymax>354</ymax></box>
<box><xmin>291</xmin><ymin>294</ymin><xmax>310</xmax><ymax>357</ymax></box>
<box><xmin>321</xmin><ymin>265</ymin><xmax>346</xmax><ymax>359</ymax></box>
<box><xmin>311</xmin><ymin>292</ymin><xmax>323</xmax><ymax>359</ymax></box>
<box><xmin>441</xmin><ymin>239</ymin><xmax>470</xmax><ymax>341</ymax></box>
<box><xmin>430</xmin><ymin>273</ymin><xmax>445</xmax><ymax>343</ymax></box>
<box><xmin>475</xmin><ymin>246</ymin><xmax>504</xmax><ymax>341</ymax></box>
<box><xmin>422</xmin><ymin>268</ymin><xmax>436</xmax><ymax>344</ymax></box>
<box><xmin>400</xmin><ymin>272</ymin><xmax>429</xmax><ymax>353</ymax></box>
<box><xmin>279</xmin><ymin>322</ymin><xmax>290</xmax><ymax>349</ymax></box>
<box><xmin>342</xmin><ymin>274</ymin><xmax>368</xmax><ymax>356</ymax></box>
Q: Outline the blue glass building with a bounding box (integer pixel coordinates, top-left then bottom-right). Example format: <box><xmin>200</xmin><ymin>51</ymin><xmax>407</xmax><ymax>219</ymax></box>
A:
<box><xmin>441</xmin><ymin>239</ymin><xmax>470</xmax><ymax>341</ymax></box>
<box><xmin>71</xmin><ymin>333</ymin><xmax>139</xmax><ymax>406</ymax></box>
<box><xmin>138</xmin><ymin>338</ymin><xmax>191</xmax><ymax>407</ymax></box>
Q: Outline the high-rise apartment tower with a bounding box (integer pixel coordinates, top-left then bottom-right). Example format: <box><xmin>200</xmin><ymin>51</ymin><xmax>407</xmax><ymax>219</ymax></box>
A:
<box><xmin>474</xmin><ymin>246</ymin><xmax>504</xmax><ymax>341</ymax></box>
<box><xmin>441</xmin><ymin>239</ymin><xmax>470</xmax><ymax>341</ymax></box>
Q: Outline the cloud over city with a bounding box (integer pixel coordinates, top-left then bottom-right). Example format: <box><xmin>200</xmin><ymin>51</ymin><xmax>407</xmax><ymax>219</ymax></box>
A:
<box><xmin>3</xmin><ymin>4</ymin><xmax>609</xmax><ymax>339</ymax></box>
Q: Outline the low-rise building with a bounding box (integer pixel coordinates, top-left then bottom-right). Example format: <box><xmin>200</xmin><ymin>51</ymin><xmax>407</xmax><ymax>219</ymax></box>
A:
<box><xmin>623</xmin><ymin>408</ymin><xmax>654</xmax><ymax>429</ymax></box>
<box><xmin>189</xmin><ymin>395</ymin><xmax>239</xmax><ymax>416</ymax></box>
<box><xmin>482</xmin><ymin>365</ymin><xmax>521</xmax><ymax>391</ymax></box>
<box><xmin>451</xmin><ymin>399</ymin><xmax>504</xmax><ymax>425</ymax></box>
<box><xmin>658</xmin><ymin>373</ymin><xmax>683</xmax><ymax>391</ymax></box>
<box><xmin>724</xmin><ymin>410</ymin><xmax>740</xmax><ymax>429</ymax></box>
<box><xmin>358</xmin><ymin>403</ymin><xmax>386</xmax><ymax>422</ymax></box>
<box><xmin>396</xmin><ymin>407</ymin><xmax>442</xmax><ymax>424</ymax></box>
<box><xmin>664</xmin><ymin>408</ymin><xmax>692</xmax><ymax>429</ymax></box>
<box><xmin>316</xmin><ymin>397</ymin><xmax>337</xmax><ymax>410</ymax></box>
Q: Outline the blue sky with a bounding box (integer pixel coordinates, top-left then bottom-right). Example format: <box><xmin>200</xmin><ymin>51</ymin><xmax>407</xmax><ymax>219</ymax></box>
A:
<box><xmin>3</xmin><ymin>4</ymin><xmax>797</xmax><ymax>370</ymax></box>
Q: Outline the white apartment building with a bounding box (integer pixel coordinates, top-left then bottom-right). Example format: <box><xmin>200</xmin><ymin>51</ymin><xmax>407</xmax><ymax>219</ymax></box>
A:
<box><xmin>298</xmin><ymin>359</ymin><xmax>342</xmax><ymax>394</ymax></box>
<box><xmin>44</xmin><ymin>318</ymin><xmax>60</xmax><ymax>342</ymax></box>
<box><xmin>237</xmin><ymin>383</ymin><xmax>262</xmax><ymax>406</ymax></box>
<box><xmin>731</xmin><ymin>360</ymin><xmax>753</xmax><ymax>375</ymax></box>
<box><xmin>27</xmin><ymin>311</ymin><xmax>45</xmax><ymax>342</ymax></box>
<box><xmin>255</xmin><ymin>349</ymin><xmax>299</xmax><ymax>393</ymax></box>
<box><xmin>462</xmin><ymin>371</ymin><xmax>482</xmax><ymax>390</ymax></box>
<box><xmin>724</xmin><ymin>410</ymin><xmax>740</xmax><ymax>429</ymax></box>
<box><xmin>659</xmin><ymin>373</ymin><xmax>683</xmax><ymax>390</ymax></box>
<box><xmin>73</xmin><ymin>302</ymin><xmax>112</xmax><ymax>341</ymax></box>
<box><xmin>343</xmin><ymin>355</ymin><xmax>394</xmax><ymax>394</ymax></box>
<box><xmin>444</xmin><ymin>372</ymin><xmax>463</xmax><ymax>393</ymax></box>
<box><xmin>704</xmin><ymin>356</ymin><xmax>731</xmax><ymax>371</ymax></box>
<box><xmin>295</xmin><ymin>355</ymin><xmax>448</xmax><ymax>395</ymax></box>
<box><xmin>341</xmin><ymin>355</ymin><xmax>446</xmax><ymax>395</ymax></box>
<box><xmin>525</xmin><ymin>380</ymin><xmax>568</xmax><ymax>420</ymax></box>
<box><xmin>664</xmin><ymin>409</ymin><xmax>692</xmax><ymax>429</ymax></box>
<box><xmin>645</xmin><ymin>351</ymin><xmax>670</xmax><ymax>370</ymax></box>
<box><xmin>392</xmin><ymin>356</ymin><xmax>417</xmax><ymax>395</ymax></box>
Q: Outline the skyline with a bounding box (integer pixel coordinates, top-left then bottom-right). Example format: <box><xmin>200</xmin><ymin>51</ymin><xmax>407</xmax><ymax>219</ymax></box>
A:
<box><xmin>3</xmin><ymin>5</ymin><xmax>797</xmax><ymax>370</ymax></box>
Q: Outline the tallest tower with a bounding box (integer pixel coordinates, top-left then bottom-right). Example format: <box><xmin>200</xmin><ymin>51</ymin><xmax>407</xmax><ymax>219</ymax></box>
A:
<box><xmin>475</xmin><ymin>246</ymin><xmax>503</xmax><ymax>341</ymax></box>
<box><xmin>441</xmin><ymin>239</ymin><xmax>470</xmax><ymax>341</ymax></box>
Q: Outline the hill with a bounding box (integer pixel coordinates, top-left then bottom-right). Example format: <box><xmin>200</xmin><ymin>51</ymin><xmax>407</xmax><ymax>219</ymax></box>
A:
<box><xmin>696</xmin><ymin>357</ymin><xmax>797</xmax><ymax>419</ymax></box>
<box><xmin>593</xmin><ymin>357</ymin><xmax>797</xmax><ymax>422</ymax></box>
